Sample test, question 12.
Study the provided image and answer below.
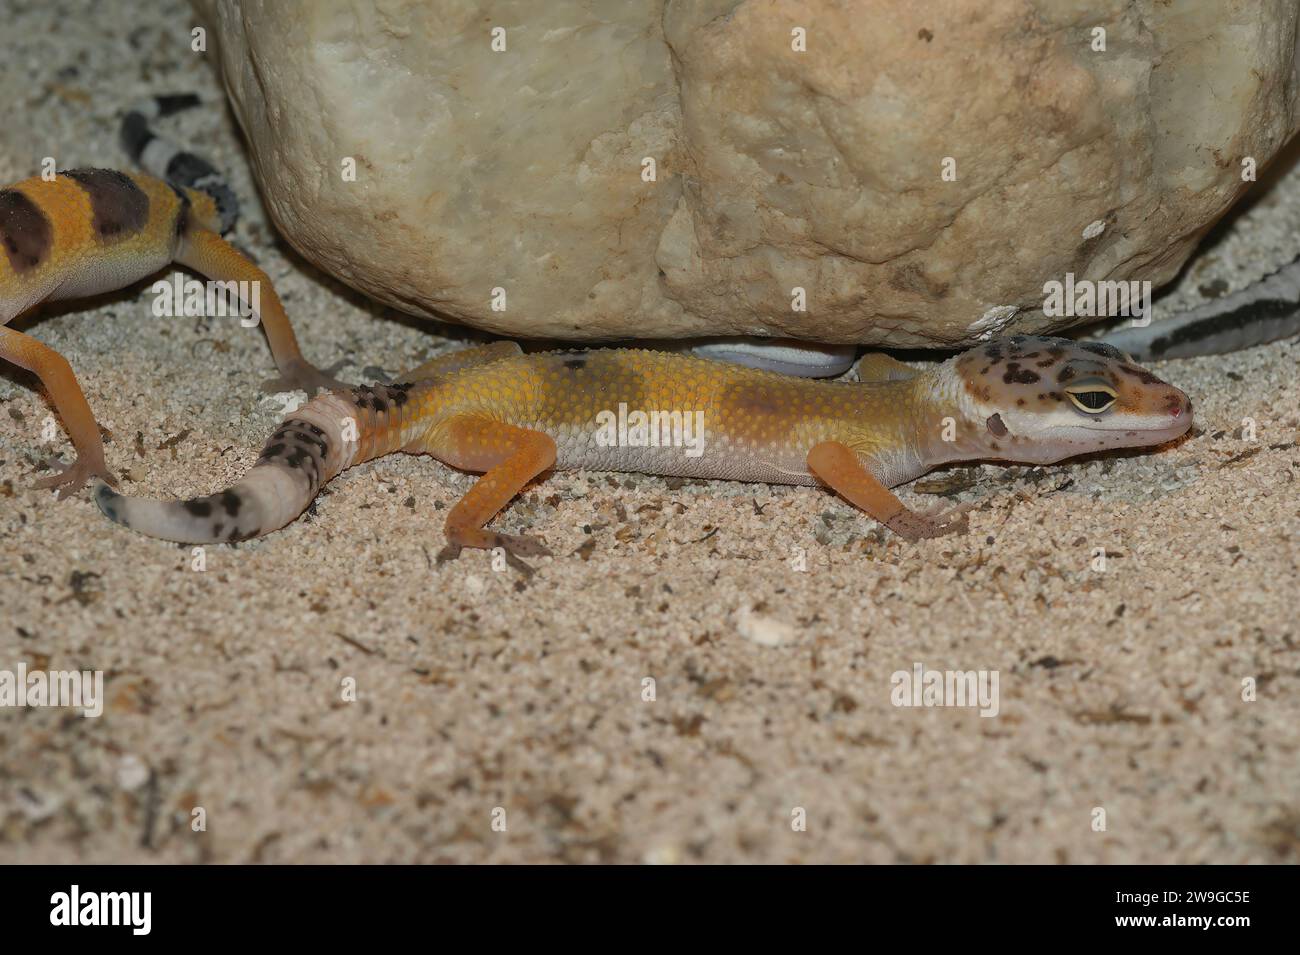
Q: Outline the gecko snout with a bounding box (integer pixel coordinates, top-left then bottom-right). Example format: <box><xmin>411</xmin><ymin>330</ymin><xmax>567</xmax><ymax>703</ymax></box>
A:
<box><xmin>1164</xmin><ymin>388</ymin><xmax>1192</xmax><ymax>423</ymax></box>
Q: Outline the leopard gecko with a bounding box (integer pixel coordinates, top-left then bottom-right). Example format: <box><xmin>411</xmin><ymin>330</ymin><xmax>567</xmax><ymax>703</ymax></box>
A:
<box><xmin>94</xmin><ymin>335</ymin><xmax>1191</xmax><ymax>555</ymax></box>
<box><xmin>0</xmin><ymin>94</ymin><xmax>345</xmax><ymax>497</ymax></box>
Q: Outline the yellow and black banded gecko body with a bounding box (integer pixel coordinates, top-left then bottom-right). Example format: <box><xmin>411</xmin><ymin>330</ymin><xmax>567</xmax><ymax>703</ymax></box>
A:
<box><xmin>96</xmin><ymin>335</ymin><xmax>1192</xmax><ymax>554</ymax></box>
<box><xmin>1</xmin><ymin>101</ymin><xmax>346</xmax><ymax>497</ymax></box>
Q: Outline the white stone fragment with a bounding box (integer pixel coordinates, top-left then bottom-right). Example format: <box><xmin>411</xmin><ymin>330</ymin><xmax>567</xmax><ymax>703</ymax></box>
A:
<box><xmin>734</xmin><ymin>606</ymin><xmax>798</xmax><ymax>647</ymax></box>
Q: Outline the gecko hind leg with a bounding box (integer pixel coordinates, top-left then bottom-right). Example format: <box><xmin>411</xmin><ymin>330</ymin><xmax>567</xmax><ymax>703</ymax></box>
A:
<box><xmin>806</xmin><ymin>440</ymin><xmax>967</xmax><ymax>541</ymax></box>
<box><xmin>174</xmin><ymin>228</ymin><xmax>349</xmax><ymax>394</ymax></box>
<box><xmin>425</xmin><ymin>415</ymin><xmax>557</xmax><ymax>564</ymax></box>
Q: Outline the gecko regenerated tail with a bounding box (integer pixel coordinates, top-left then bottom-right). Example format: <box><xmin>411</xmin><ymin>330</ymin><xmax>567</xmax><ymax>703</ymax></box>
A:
<box><xmin>94</xmin><ymin>335</ymin><xmax>1192</xmax><ymax>553</ymax></box>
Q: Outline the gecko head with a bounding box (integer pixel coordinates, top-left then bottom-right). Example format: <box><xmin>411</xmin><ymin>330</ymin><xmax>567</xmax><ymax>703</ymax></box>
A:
<box><xmin>944</xmin><ymin>335</ymin><xmax>1191</xmax><ymax>465</ymax></box>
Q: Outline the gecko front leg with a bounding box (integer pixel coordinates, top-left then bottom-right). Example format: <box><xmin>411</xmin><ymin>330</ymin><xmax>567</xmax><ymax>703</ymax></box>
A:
<box><xmin>806</xmin><ymin>440</ymin><xmax>967</xmax><ymax>541</ymax></box>
<box><xmin>425</xmin><ymin>415</ymin><xmax>558</xmax><ymax>563</ymax></box>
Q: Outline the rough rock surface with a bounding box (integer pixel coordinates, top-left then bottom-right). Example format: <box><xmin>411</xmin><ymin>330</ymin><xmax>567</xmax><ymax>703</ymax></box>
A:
<box><xmin>196</xmin><ymin>0</ymin><xmax>1300</xmax><ymax>345</ymax></box>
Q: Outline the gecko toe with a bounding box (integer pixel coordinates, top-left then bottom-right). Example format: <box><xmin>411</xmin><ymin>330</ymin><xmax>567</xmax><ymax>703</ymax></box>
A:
<box><xmin>888</xmin><ymin>504</ymin><xmax>969</xmax><ymax>542</ymax></box>
<box><xmin>261</xmin><ymin>359</ymin><xmax>350</xmax><ymax>395</ymax></box>
<box><xmin>493</xmin><ymin>533</ymin><xmax>552</xmax><ymax>559</ymax></box>
<box><xmin>33</xmin><ymin>454</ymin><xmax>116</xmax><ymax>500</ymax></box>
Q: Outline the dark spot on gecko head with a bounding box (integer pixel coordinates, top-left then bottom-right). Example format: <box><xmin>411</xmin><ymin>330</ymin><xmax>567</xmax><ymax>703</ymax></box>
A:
<box><xmin>1118</xmin><ymin>364</ymin><xmax>1162</xmax><ymax>385</ymax></box>
<box><xmin>63</xmin><ymin>168</ymin><xmax>149</xmax><ymax>240</ymax></box>
<box><xmin>983</xmin><ymin>345</ymin><xmax>1004</xmax><ymax>362</ymax></box>
<box><xmin>1002</xmin><ymin>362</ymin><xmax>1040</xmax><ymax>385</ymax></box>
<box><xmin>183</xmin><ymin>499</ymin><xmax>212</xmax><ymax>517</ymax></box>
<box><xmin>986</xmin><ymin>413</ymin><xmax>1008</xmax><ymax>437</ymax></box>
<box><xmin>1057</xmin><ymin>365</ymin><xmax>1077</xmax><ymax>383</ymax></box>
<box><xmin>219</xmin><ymin>490</ymin><xmax>241</xmax><ymax>516</ymax></box>
<box><xmin>0</xmin><ymin>188</ymin><xmax>53</xmax><ymax>273</ymax></box>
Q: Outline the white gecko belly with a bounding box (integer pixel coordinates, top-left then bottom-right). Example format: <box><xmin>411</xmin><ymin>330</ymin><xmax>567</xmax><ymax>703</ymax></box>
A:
<box><xmin>49</xmin><ymin>249</ymin><xmax>173</xmax><ymax>302</ymax></box>
<box><xmin>546</xmin><ymin>422</ymin><xmax>820</xmax><ymax>486</ymax></box>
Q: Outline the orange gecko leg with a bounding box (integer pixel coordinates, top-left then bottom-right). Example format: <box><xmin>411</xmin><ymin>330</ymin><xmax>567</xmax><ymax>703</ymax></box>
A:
<box><xmin>175</xmin><ymin>228</ymin><xmax>348</xmax><ymax>394</ymax></box>
<box><xmin>806</xmin><ymin>440</ymin><xmax>967</xmax><ymax>542</ymax></box>
<box><xmin>0</xmin><ymin>325</ymin><xmax>116</xmax><ymax>497</ymax></box>
<box><xmin>426</xmin><ymin>415</ymin><xmax>557</xmax><ymax>563</ymax></box>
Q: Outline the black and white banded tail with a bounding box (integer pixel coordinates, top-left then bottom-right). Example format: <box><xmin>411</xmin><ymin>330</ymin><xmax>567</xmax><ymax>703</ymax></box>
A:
<box><xmin>120</xmin><ymin>94</ymin><xmax>239</xmax><ymax>233</ymax></box>
<box><xmin>1100</xmin><ymin>253</ymin><xmax>1300</xmax><ymax>360</ymax></box>
<box><xmin>94</xmin><ymin>383</ymin><xmax>427</xmax><ymax>544</ymax></box>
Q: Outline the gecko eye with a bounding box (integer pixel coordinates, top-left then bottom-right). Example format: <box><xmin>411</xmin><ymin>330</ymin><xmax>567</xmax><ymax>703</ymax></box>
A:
<box><xmin>1065</xmin><ymin>382</ymin><xmax>1117</xmax><ymax>414</ymax></box>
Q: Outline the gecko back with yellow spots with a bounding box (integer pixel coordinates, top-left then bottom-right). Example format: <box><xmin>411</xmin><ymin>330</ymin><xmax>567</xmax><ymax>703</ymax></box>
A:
<box><xmin>96</xmin><ymin>336</ymin><xmax>1193</xmax><ymax>555</ymax></box>
<box><xmin>417</xmin><ymin>348</ymin><xmax>936</xmax><ymax>486</ymax></box>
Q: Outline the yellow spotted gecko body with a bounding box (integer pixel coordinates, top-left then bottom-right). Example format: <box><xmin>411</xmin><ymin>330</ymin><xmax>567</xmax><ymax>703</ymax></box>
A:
<box><xmin>96</xmin><ymin>335</ymin><xmax>1192</xmax><ymax>553</ymax></box>
<box><xmin>0</xmin><ymin>97</ymin><xmax>344</xmax><ymax>497</ymax></box>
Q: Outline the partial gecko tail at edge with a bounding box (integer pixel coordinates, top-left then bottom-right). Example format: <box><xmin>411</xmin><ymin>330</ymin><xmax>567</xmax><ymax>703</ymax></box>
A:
<box><xmin>94</xmin><ymin>383</ymin><xmax>424</xmax><ymax>543</ymax></box>
<box><xmin>1100</xmin><ymin>252</ymin><xmax>1300</xmax><ymax>360</ymax></box>
<box><xmin>120</xmin><ymin>93</ymin><xmax>241</xmax><ymax>234</ymax></box>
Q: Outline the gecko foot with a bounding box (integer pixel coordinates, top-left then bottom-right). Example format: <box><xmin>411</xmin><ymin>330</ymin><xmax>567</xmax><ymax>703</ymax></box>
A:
<box><xmin>260</xmin><ymin>358</ymin><xmax>351</xmax><ymax>395</ymax></box>
<box><xmin>887</xmin><ymin>502</ymin><xmax>970</xmax><ymax>542</ymax></box>
<box><xmin>487</xmin><ymin>532</ymin><xmax>553</xmax><ymax>559</ymax></box>
<box><xmin>436</xmin><ymin>532</ymin><xmax>552</xmax><ymax>568</ymax></box>
<box><xmin>33</xmin><ymin>453</ymin><xmax>118</xmax><ymax>500</ymax></box>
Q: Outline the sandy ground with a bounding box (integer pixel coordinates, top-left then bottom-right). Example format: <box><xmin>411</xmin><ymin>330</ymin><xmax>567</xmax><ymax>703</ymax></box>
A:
<box><xmin>1</xmin><ymin>0</ymin><xmax>1298</xmax><ymax>864</ymax></box>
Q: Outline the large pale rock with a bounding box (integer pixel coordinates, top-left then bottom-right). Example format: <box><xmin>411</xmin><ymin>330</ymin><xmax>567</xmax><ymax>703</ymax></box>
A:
<box><xmin>195</xmin><ymin>0</ymin><xmax>1300</xmax><ymax>346</ymax></box>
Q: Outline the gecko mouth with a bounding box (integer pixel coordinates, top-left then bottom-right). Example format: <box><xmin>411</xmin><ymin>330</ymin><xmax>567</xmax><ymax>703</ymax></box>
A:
<box><xmin>1076</xmin><ymin>392</ymin><xmax>1192</xmax><ymax>444</ymax></box>
<box><xmin>1055</xmin><ymin>419</ymin><xmax>1192</xmax><ymax>451</ymax></box>
<box><xmin>1082</xmin><ymin>419</ymin><xmax>1190</xmax><ymax>436</ymax></box>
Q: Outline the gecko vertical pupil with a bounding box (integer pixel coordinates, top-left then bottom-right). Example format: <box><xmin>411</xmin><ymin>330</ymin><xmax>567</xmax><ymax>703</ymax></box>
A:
<box><xmin>1073</xmin><ymin>391</ymin><xmax>1113</xmax><ymax>410</ymax></box>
